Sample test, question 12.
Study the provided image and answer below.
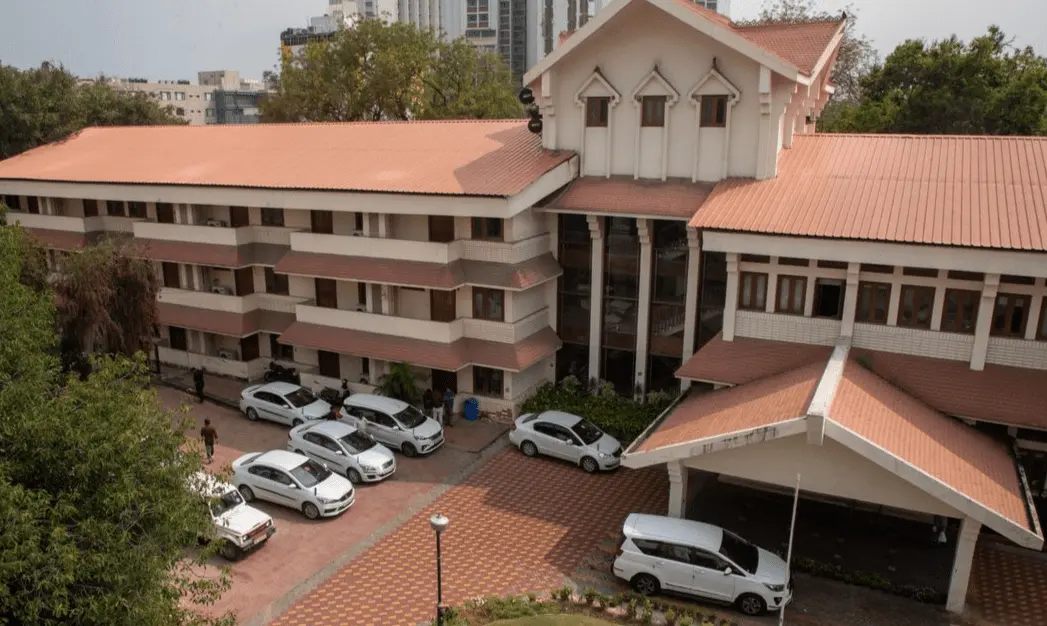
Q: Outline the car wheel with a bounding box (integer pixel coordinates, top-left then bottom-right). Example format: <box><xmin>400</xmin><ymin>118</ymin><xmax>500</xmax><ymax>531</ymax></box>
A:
<box><xmin>218</xmin><ymin>540</ymin><xmax>242</xmax><ymax>562</ymax></box>
<box><xmin>302</xmin><ymin>502</ymin><xmax>321</xmax><ymax>520</ymax></box>
<box><xmin>238</xmin><ymin>485</ymin><xmax>255</xmax><ymax>502</ymax></box>
<box><xmin>581</xmin><ymin>456</ymin><xmax>599</xmax><ymax>473</ymax></box>
<box><xmin>347</xmin><ymin>468</ymin><xmax>362</xmax><ymax>484</ymax></box>
<box><xmin>520</xmin><ymin>441</ymin><xmax>538</xmax><ymax>457</ymax></box>
<box><xmin>401</xmin><ymin>442</ymin><xmax>419</xmax><ymax>457</ymax></box>
<box><xmin>292</xmin><ymin>418</ymin><xmax>303</xmax><ymax>427</ymax></box>
<box><xmin>631</xmin><ymin>573</ymin><xmax>660</xmax><ymax>596</ymax></box>
<box><xmin>737</xmin><ymin>593</ymin><xmax>767</xmax><ymax>616</ymax></box>
<box><xmin>246</xmin><ymin>408</ymin><xmax>259</xmax><ymax>421</ymax></box>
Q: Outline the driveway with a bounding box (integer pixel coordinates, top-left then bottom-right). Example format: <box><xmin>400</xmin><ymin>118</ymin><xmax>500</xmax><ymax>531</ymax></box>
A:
<box><xmin>158</xmin><ymin>386</ymin><xmax>506</xmax><ymax>624</ymax></box>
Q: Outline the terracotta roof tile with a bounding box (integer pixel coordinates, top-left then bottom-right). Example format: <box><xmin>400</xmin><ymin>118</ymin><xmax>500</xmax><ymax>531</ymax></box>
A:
<box><xmin>277</xmin><ymin>323</ymin><xmax>560</xmax><ymax>372</ymax></box>
<box><xmin>22</xmin><ymin>227</ymin><xmax>89</xmax><ymax>250</ymax></box>
<box><xmin>692</xmin><ymin>134</ymin><xmax>1047</xmax><ymax>252</ymax></box>
<box><xmin>676</xmin><ymin>333</ymin><xmax>833</xmax><ymax>384</ymax></box>
<box><xmin>0</xmin><ymin>121</ymin><xmax>573</xmax><ymax>197</ymax></box>
<box><xmin>851</xmin><ymin>348</ymin><xmax>1047</xmax><ymax>430</ymax></box>
<box><xmin>159</xmin><ymin>303</ymin><xmax>254</xmax><ymax>337</ymax></box>
<box><xmin>135</xmin><ymin>239</ymin><xmax>242</xmax><ymax>267</ymax></box>
<box><xmin>635</xmin><ymin>360</ymin><xmax>824</xmax><ymax>453</ymax></box>
<box><xmin>830</xmin><ymin>358</ymin><xmax>1034</xmax><ymax>532</ymax></box>
<box><xmin>547</xmin><ymin>176</ymin><xmax>714</xmax><ymax>220</ymax></box>
<box><xmin>275</xmin><ymin>251</ymin><xmax>562</xmax><ymax>291</ymax></box>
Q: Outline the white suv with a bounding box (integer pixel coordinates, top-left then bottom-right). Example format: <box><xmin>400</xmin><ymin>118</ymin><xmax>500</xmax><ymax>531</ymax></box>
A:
<box><xmin>190</xmin><ymin>472</ymin><xmax>276</xmax><ymax>561</ymax></box>
<box><xmin>612</xmin><ymin>513</ymin><xmax>792</xmax><ymax>616</ymax></box>
<box><xmin>339</xmin><ymin>394</ymin><xmax>444</xmax><ymax>457</ymax></box>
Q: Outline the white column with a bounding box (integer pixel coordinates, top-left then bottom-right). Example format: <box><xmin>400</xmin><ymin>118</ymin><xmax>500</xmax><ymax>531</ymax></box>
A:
<box><xmin>380</xmin><ymin>285</ymin><xmax>393</xmax><ymax>315</ymax></box>
<box><xmin>634</xmin><ymin>219</ymin><xmax>653</xmax><ymax>397</ymax></box>
<box><xmin>946</xmin><ymin>517</ymin><xmax>981</xmax><ymax>613</ymax></box>
<box><xmin>755</xmin><ymin>66</ymin><xmax>774</xmax><ymax>180</ymax></box>
<box><xmin>178</xmin><ymin>264</ymin><xmax>189</xmax><ymax>289</ymax></box>
<box><xmin>192</xmin><ymin>266</ymin><xmax>203</xmax><ymax>291</ymax></box>
<box><xmin>840</xmin><ymin>262</ymin><xmax>860</xmax><ymax>337</ymax></box>
<box><xmin>970</xmin><ymin>273</ymin><xmax>1000</xmax><ymax>371</ymax></box>
<box><xmin>185</xmin><ymin>204</ymin><xmax>196</xmax><ymax>225</ymax></box>
<box><xmin>931</xmin><ymin>270</ymin><xmax>947</xmax><ymax>330</ymax></box>
<box><xmin>667</xmin><ymin>460</ymin><xmax>689</xmax><ymax>518</ymax></box>
<box><xmin>886</xmin><ymin>266</ymin><xmax>903</xmax><ymax>326</ymax></box>
<box><xmin>680</xmin><ymin>227</ymin><xmax>701</xmax><ymax>391</ymax></box>
<box><xmin>587</xmin><ymin>215</ymin><xmax>605</xmax><ymax>381</ymax></box>
<box><xmin>722</xmin><ymin>253</ymin><xmax>740</xmax><ymax>341</ymax></box>
<box><xmin>1026</xmin><ymin>291</ymin><xmax>1044</xmax><ymax>340</ymax></box>
<box><xmin>691</xmin><ymin>96</ymin><xmax>702</xmax><ymax>183</ymax></box>
<box><xmin>632</xmin><ymin>101</ymin><xmax>643</xmax><ymax>180</ymax></box>
<box><xmin>377</xmin><ymin>214</ymin><xmax>389</xmax><ymax>239</ymax></box>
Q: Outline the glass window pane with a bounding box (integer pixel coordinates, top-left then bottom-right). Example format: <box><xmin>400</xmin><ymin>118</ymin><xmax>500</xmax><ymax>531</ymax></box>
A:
<box><xmin>792</xmin><ymin>279</ymin><xmax>804</xmax><ymax>311</ymax></box>
<box><xmin>778</xmin><ymin>281</ymin><xmax>789</xmax><ymax>311</ymax></box>
<box><xmin>740</xmin><ymin>275</ymin><xmax>752</xmax><ymax>308</ymax></box>
<box><xmin>755</xmin><ymin>275</ymin><xmax>766</xmax><ymax>309</ymax></box>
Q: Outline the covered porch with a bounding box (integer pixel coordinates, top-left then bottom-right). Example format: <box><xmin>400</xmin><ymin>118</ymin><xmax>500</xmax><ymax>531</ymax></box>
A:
<box><xmin>623</xmin><ymin>339</ymin><xmax>1042</xmax><ymax>614</ymax></box>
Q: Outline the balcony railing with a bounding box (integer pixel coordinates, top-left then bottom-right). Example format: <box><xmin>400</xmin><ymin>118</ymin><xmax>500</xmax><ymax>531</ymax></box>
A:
<box><xmin>290</xmin><ymin>231</ymin><xmax>460</xmax><ymax>264</ymax></box>
<box><xmin>6</xmin><ymin>211</ymin><xmax>105</xmax><ymax>233</ymax></box>
<box><xmin>159</xmin><ymin>288</ymin><xmax>308</xmax><ymax>314</ymax></box>
<box><xmin>134</xmin><ymin>221</ymin><xmax>298</xmax><ymax>246</ymax></box>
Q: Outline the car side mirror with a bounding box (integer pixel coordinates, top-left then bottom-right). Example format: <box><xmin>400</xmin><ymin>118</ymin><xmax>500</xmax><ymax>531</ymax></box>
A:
<box><xmin>723</xmin><ymin>567</ymin><xmax>733</xmax><ymax>576</ymax></box>
<box><xmin>335</xmin><ymin>450</ymin><xmax>344</xmax><ymax>456</ymax></box>
<box><xmin>287</xmin><ymin>483</ymin><xmax>298</xmax><ymax>489</ymax></box>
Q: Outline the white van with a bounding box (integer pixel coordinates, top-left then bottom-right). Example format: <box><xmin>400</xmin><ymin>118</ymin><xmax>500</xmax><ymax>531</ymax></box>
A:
<box><xmin>190</xmin><ymin>472</ymin><xmax>276</xmax><ymax>561</ymax></box>
<box><xmin>612</xmin><ymin>513</ymin><xmax>792</xmax><ymax>615</ymax></box>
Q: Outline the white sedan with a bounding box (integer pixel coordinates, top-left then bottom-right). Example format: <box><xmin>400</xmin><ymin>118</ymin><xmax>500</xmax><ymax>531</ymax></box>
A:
<box><xmin>239</xmin><ymin>382</ymin><xmax>332</xmax><ymax>427</ymax></box>
<box><xmin>231</xmin><ymin>450</ymin><xmax>355</xmax><ymax>519</ymax></box>
<box><xmin>288</xmin><ymin>420</ymin><xmax>396</xmax><ymax>484</ymax></box>
<box><xmin>509</xmin><ymin>410</ymin><xmax>622</xmax><ymax>473</ymax></box>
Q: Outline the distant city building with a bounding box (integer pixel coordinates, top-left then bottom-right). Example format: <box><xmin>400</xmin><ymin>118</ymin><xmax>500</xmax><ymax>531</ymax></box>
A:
<box><xmin>212</xmin><ymin>90</ymin><xmax>265</xmax><ymax>125</ymax></box>
<box><xmin>106</xmin><ymin>70</ymin><xmax>266</xmax><ymax>125</ymax></box>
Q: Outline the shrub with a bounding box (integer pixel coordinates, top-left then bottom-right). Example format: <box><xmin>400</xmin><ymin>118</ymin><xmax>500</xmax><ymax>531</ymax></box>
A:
<box><xmin>664</xmin><ymin>608</ymin><xmax>678</xmax><ymax>625</ymax></box>
<box><xmin>582</xmin><ymin>587</ymin><xmax>598</xmax><ymax>606</ymax></box>
<box><xmin>520</xmin><ymin>381</ymin><xmax>673</xmax><ymax>443</ymax></box>
<box><xmin>526</xmin><ymin>592</ymin><xmax>538</xmax><ymax>603</ymax></box>
<box><xmin>641</xmin><ymin>604</ymin><xmax>654</xmax><ymax>625</ymax></box>
<box><xmin>596</xmin><ymin>593</ymin><xmax>612</xmax><ymax>608</ymax></box>
<box><xmin>553</xmin><ymin>586</ymin><xmax>573</xmax><ymax>603</ymax></box>
<box><xmin>678</xmin><ymin>614</ymin><xmax>694</xmax><ymax>626</ymax></box>
<box><xmin>626</xmin><ymin>597</ymin><xmax>638</xmax><ymax>619</ymax></box>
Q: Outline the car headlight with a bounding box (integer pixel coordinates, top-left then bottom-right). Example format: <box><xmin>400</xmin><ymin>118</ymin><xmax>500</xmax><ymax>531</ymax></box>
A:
<box><xmin>598</xmin><ymin>452</ymin><xmax>609</xmax><ymax>459</ymax></box>
<box><xmin>764</xmin><ymin>583</ymin><xmax>786</xmax><ymax>592</ymax></box>
<box><xmin>316</xmin><ymin>496</ymin><xmax>333</xmax><ymax>504</ymax></box>
<box><xmin>361</xmin><ymin>465</ymin><xmax>378</xmax><ymax>473</ymax></box>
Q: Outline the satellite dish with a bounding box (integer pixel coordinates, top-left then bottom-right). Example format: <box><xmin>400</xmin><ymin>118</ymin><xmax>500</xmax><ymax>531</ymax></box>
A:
<box><xmin>518</xmin><ymin>87</ymin><xmax>535</xmax><ymax>105</ymax></box>
<box><xmin>525</xmin><ymin>103</ymin><xmax>540</xmax><ymax>117</ymax></box>
<box><xmin>527</xmin><ymin>117</ymin><xmax>543</xmax><ymax>134</ymax></box>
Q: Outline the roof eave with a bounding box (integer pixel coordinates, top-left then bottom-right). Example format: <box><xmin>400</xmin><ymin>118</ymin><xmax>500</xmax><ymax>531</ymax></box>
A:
<box><xmin>622</xmin><ymin>415</ymin><xmax>808</xmax><ymax>469</ymax></box>
<box><xmin>802</xmin><ymin>23</ymin><xmax>847</xmax><ymax>84</ymax></box>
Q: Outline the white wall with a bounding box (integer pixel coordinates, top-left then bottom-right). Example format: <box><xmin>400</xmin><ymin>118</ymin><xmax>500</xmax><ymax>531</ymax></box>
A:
<box><xmin>397</xmin><ymin>287</ymin><xmax>431</xmax><ymax>320</ymax></box>
<box><xmin>390</xmin><ymin>214</ymin><xmax>430</xmax><ymax>241</ymax></box>
<box><xmin>512</xmin><ymin>284</ymin><xmax>547</xmax><ymax>321</ymax></box>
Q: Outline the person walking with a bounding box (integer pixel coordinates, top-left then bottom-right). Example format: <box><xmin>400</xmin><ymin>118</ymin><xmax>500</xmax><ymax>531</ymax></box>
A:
<box><xmin>200</xmin><ymin>419</ymin><xmax>217</xmax><ymax>465</ymax></box>
<box><xmin>423</xmin><ymin>388</ymin><xmax>435</xmax><ymax>419</ymax></box>
<box><xmin>192</xmin><ymin>367</ymin><xmax>206</xmax><ymax>403</ymax></box>
<box><xmin>431</xmin><ymin>388</ymin><xmax>445</xmax><ymax>425</ymax></box>
<box><xmin>443</xmin><ymin>388</ymin><xmax>456</xmax><ymax>428</ymax></box>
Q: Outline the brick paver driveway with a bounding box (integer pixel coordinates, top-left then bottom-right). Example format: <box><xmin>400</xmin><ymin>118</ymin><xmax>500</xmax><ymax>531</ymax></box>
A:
<box><xmin>967</xmin><ymin>545</ymin><xmax>1047</xmax><ymax>626</ymax></box>
<box><xmin>272</xmin><ymin>451</ymin><xmax>667</xmax><ymax>626</ymax></box>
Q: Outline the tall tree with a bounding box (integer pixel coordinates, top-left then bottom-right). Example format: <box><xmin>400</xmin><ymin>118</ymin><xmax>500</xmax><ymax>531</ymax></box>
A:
<box><xmin>0</xmin><ymin>223</ymin><xmax>231</xmax><ymax>626</ymax></box>
<box><xmin>748</xmin><ymin>0</ymin><xmax>878</xmax><ymax>103</ymax></box>
<box><xmin>0</xmin><ymin>62</ymin><xmax>184</xmax><ymax>160</ymax></box>
<box><xmin>261</xmin><ymin>19</ymin><xmax>522</xmax><ymax>122</ymax></box>
<box><xmin>823</xmin><ymin>26</ymin><xmax>1047</xmax><ymax>135</ymax></box>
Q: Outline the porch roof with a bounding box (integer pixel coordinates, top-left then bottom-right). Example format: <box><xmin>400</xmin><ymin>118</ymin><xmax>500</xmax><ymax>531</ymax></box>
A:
<box><xmin>676</xmin><ymin>333</ymin><xmax>832</xmax><ymax>385</ymax></box>
<box><xmin>158</xmin><ymin>303</ymin><xmax>295</xmax><ymax>337</ymax></box>
<box><xmin>134</xmin><ymin>239</ymin><xmax>285</xmax><ymax>268</ymax></box>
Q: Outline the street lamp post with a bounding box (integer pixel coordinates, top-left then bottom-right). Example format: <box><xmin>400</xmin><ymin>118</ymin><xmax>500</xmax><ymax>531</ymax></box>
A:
<box><xmin>430</xmin><ymin>513</ymin><xmax>450</xmax><ymax>625</ymax></box>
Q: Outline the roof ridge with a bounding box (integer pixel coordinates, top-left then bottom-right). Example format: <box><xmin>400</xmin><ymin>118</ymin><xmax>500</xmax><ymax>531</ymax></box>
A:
<box><xmin>76</xmin><ymin>118</ymin><xmax>527</xmax><ymax>131</ymax></box>
<box><xmin>802</xmin><ymin>132</ymin><xmax>1047</xmax><ymax>141</ymax></box>
<box><xmin>732</xmin><ymin>17</ymin><xmax>846</xmax><ymax>30</ymax></box>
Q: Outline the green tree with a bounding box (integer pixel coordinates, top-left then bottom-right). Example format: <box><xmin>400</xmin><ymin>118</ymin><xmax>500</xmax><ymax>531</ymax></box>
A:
<box><xmin>261</xmin><ymin>19</ymin><xmax>522</xmax><ymax>122</ymax></box>
<box><xmin>376</xmin><ymin>361</ymin><xmax>423</xmax><ymax>405</ymax></box>
<box><xmin>824</xmin><ymin>26</ymin><xmax>1047</xmax><ymax>135</ymax></box>
<box><xmin>0</xmin><ymin>222</ymin><xmax>232</xmax><ymax>625</ymax></box>
<box><xmin>0</xmin><ymin>62</ymin><xmax>184</xmax><ymax>160</ymax></box>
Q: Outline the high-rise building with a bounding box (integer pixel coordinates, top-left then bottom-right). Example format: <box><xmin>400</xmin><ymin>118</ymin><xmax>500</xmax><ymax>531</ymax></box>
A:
<box><xmin>105</xmin><ymin>70</ymin><xmax>266</xmax><ymax>126</ymax></box>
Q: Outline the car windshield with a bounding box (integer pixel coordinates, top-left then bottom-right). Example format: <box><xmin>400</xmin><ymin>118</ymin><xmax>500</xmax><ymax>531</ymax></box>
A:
<box><xmin>290</xmin><ymin>459</ymin><xmax>331</xmax><ymax>488</ymax></box>
<box><xmin>394</xmin><ymin>405</ymin><xmax>427</xmax><ymax>429</ymax></box>
<box><xmin>284</xmin><ymin>388</ymin><xmax>316</xmax><ymax>408</ymax></box>
<box><xmin>339</xmin><ymin>430</ymin><xmax>377</xmax><ymax>454</ymax></box>
<box><xmin>210</xmin><ymin>488</ymin><xmax>244</xmax><ymax>517</ymax></box>
<box><xmin>719</xmin><ymin>530</ymin><xmax>759</xmax><ymax>575</ymax></box>
<box><xmin>570</xmin><ymin>419</ymin><xmax>604</xmax><ymax>445</ymax></box>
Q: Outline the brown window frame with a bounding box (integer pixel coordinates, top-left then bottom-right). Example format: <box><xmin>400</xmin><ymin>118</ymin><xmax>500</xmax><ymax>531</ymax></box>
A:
<box><xmin>737</xmin><ymin>272</ymin><xmax>768</xmax><ymax>311</ymax></box>
<box><xmin>897</xmin><ymin>285</ymin><xmax>935</xmax><ymax>329</ymax></box>
<box><xmin>472</xmin><ymin>287</ymin><xmax>505</xmax><ymax>322</ymax></box>
<box><xmin>269</xmin><ymin>334</ymin><xmax>294</xmax><ymax>362</ymax></box>
<box><xmin>775</xmin><ymin>275</ymin><xmax>806</xmax><ymax>315</ymax></box>
<box><xmin>168</xmin><ymin>326</ymin><xmax>188</xmax><ymax>351</ymax></box>
<box><xmin>585</xmin><ymin>96</ymin><xmax>609</xmax><ymax>127</ymax></box>
<box><xmin>640</xmin><ymin>95</ymin><xmax>666</xmax><ymax>127</ymax></box>
<box><xmin>127</xmin><ymin>201</ymin><xmax>147</xmax><ymax>219</ymax></box>
<box><xmin>261</xmin><ymin>208</ymin><xmax>285</xmax><ymax>227</ymax></box>
<box><xmin>2</xmin><ymin>195</ymin><xmax>20</xmax><ymax>211</ymax></box>
<box><xmin>991</xmin><ymin>293</ymin><xmax>1031</xmax><ymax>338</ymax></box>
<box><xmin>106</xmin><ymin>200</ymin><xmax>125</xmax><ymax>217</ymax></box>
<box><xmin>1040</xmin><ymin>297</ymin><xmax>1047</xmax><ymax>340</ymax></box>
<box><xmin>264</xmin><ymin>267</ymin><xmax>289</xmax><ymax>295</ymax></box>
<box><xmin>941</xmin><ymin>288</ymin><xmax>980</xmax><ymax>334</ymax></box>
<box><xmin>699</xmin><ymin>95</ymin><xmax>727</xmax><ymax>127</ymax></box>
<box><xmin>317</xmin><ymin>350</ymin><xmax>341</xmax><ymax>378</ymax></box>
<box><xmin>472</xmin><ymin>366</ymin><xmax>504</xmax><ymax>397</ymax></box>
<box><xmin>855</xmin><ymin>282</ymin><xmax>891</xmax><ymax>325</ymax></box>
<box><xmin>470</xmin><ymin>217</ymin><xmax>503</xmax><ymax>241</ymax></box>
<box><xmin>25</xmin><ymin>196</ymin><xmax>39</xmax><ymax>214</ymax></box>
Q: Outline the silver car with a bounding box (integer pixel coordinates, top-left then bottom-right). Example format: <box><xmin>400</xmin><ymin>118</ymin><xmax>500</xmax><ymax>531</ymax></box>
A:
<box><xmin>231</xmin><ymin>450</ymin><xmax>354</xmax><ymax>520</ymax></box>
<box><xmin>239</xmin><ymin>382</ymin><xmax>332</xmax><ymax>427</ymax></box>
<box><xmin>339</xmin><ymin>394</ymin><xmax>444</xmax><ymax>457</ymax></box>
<box><xmin>508</xmin><ymin>410</ymin><xmax>622</xmax><ymax>472</ymax></box>
<box><xmin>287</xmin><ymin>420</ymin><xmax>397</xmax><ymax>484</ymax></box>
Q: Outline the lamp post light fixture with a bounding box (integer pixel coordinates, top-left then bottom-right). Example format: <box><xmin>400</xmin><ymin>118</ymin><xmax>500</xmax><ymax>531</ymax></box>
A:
<box><xmin>430</xmin><ymin>513</ymin><xmax>450</xmax><ymax>625</ymax></box>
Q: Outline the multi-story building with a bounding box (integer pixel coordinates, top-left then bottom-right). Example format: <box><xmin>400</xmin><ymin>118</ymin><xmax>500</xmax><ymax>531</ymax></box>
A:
<box><xmin>107</xmin><ymin>70</ymin><xmax>267</xmax><ymax>125</ymax></box>
<box><xmin>3</xmin><ymin>0</ymin><xmax>1045</xmax><ymax>613</ymax></box>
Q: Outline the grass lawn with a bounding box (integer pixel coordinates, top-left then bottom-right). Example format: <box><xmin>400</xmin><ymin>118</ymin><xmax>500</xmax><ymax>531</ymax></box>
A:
<box><xmin>489</xmin><ymin>617</ymin><xmax>618</xmax><ymax>625</ymax></box>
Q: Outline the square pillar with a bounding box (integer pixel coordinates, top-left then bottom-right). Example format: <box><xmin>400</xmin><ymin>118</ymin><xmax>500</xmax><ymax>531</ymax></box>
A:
<box><xmin>722</xmin><ymin>253</ymin><xmax>740</xmax><ymax>341</ymax></box>
<box><xmin>946</xmin><ymin>517</ymin><xmax>981</xmax><ymax>613</ymax></box>
<box><xmin>380</xmin><ymin>285</ymin><xmax>393</xmax><ymax>315</ymax></box>
<box><xmin>587</xmin><ymin>215</ymin><xmax>605</xmax><ymax>381</ymax></box>
<box><xmin>680</xmin><ymin>228</ymin><xmax>701</xmax><ymax>391</ymax></box>
<box><xmin>633</xmin><ymin>219</ymin><xmax>653</xmax><ymax>397</ymax></box>
<box><xmin>840</xmin><ymin>263</ymin><xmax>860</xmax><ymax>337</ymax></box>
<box><xmin>970</xmin><ymin>274</ymin><xmax>1000</xmax><ymax>371</ymax></box>
<box><xmin>667</xmin><ymin>461</ymin><xmax>689</xmax><ymax>518</ymax></box>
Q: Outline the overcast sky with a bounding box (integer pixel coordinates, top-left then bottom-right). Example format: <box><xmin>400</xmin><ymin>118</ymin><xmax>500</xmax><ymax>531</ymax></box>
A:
<box><xmin>0</xmin><ymin>0</ymin><xmax>1042</xmax><ymax>81</ymax></box>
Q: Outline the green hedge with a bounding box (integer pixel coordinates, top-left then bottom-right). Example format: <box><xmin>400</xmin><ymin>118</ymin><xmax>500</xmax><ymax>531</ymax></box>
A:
<box><xmin>520</xmin><ymin>378</ymin><xmax>673</xmax><ymax>445</ymax></box>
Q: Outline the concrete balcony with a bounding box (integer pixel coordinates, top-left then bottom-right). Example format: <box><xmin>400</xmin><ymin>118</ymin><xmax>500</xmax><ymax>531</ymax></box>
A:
<box><xmin>158</xmin><ymin>288</ymin><xmax>307</xmax><ymax>314</ymax></box>
<box><xmin>296</xmin><ymin>303</ymin><xmax>464</xmax><ymax>343</ymax></box>
<box><xmin>157</xmin><ymin>345</ymin><xmax>266</xmax><ymax>380</ymax></box>
<box><xmin>290</xmin><ymin>231</ymin><xmax>461</xmax><ymax>264</ymax></box>
<box><xmin>6</xmin><ymin>211</ymin><xmax>106</xmax><ymax>233</ymax></box>
<box><xmin>461</xmin><ymin>308</ymin><xmax>551</xmax><ymax>343</ymax></box>
<box><xmin>134</xmin><ymin>221</ymin><xmax>298</xmax><ymax>246</ymax></box>
<box><xmin>457</xmin><ymin>233</ymin><xmax>553</xmax><ymax>264</ymax></box>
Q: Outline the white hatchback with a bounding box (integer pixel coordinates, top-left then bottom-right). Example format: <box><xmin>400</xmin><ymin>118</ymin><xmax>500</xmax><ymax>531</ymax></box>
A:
<box><xmin>612</xmin><ymin>513</ymin><xmax>792</xmax><ymax>616</ymax></box>
<box><xmin>231</xmin><ymin>450</ymin><xmax>355</xmax><ymax>520</ymax></box>
<box><xmin>339</xmin><ymin>394</ymin><xmax>444</xmax><ymax>457</ymax></box>
<box><xmin>287</xmin><ymin>420</ymin><xmax>397</xmax><ymax>484</ymax></box>
<box><xmin>190</xmin><ymin>472</ymin><xmax>276</xmax><ymax>561</ymax></box>
<box><xmin>239</xmin><ymin>382</ymin><xmax>332</xmax><ymax>427</ymax></box>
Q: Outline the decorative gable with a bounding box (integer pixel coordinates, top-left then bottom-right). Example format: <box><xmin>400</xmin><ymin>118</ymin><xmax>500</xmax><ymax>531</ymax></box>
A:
<box><xmin>630</xmin><ymin>66</ymin><xmax>681</xmax><ymax>105</ymax></box>
<box><xmin>573</xmin><ymin>67</ymin><xmax>623</xmax><ymax>107</ymax></box>
<box><xmin>687</xmin><ymin>64</ymin><xmax>741</xmax><ymax>102</ymax></box>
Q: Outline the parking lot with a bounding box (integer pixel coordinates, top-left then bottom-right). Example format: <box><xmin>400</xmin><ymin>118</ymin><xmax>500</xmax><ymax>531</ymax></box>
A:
<box><xmin>157</xmin><ymin>386</ymin><xmax>507</xmax><ymax>624</ymax></box>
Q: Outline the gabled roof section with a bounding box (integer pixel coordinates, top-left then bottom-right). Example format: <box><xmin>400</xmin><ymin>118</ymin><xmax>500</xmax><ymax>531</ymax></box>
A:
<box><xmin>573</xmin><ymin>68</ymin><xmax>622</xmax><ymax>107</ymax></box>
<box><xmin>524</xmin><ymin>0</ymin><xmax>845</xmax><ymax>86</ymax></box>
<box><xmin>631</xmin><ymin>67</ymin><xmax>681</xmax><ymax>105</ymax></box>
<box><xmin>676</xmin><ymin>333</ymin><xmax>833</xmax><ymax>385</ymax></box>
<box><xmin>687</xmin><ymin>66</ymin><xmax>741</xmax><ymax>102</ymax></box>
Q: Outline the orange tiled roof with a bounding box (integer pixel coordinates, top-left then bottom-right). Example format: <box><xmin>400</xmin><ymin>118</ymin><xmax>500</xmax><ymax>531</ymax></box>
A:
<box><xmin>546</xmin><ymin>177</ymin><xmax>714</xmax><ymax>220</ymax></box>
<box><xmin>22</xmin><ymin>227</ymin><xmax>91</xmax><ymax>250</ymax></box>
<box><xmin>0</xmin><ymin>121</ymin><xmax>573</xmax><ymax>197</ymax></box>
<box><xmin>135</xmin><ymin>240</ymin><xmax>287</xmax><ymax>268</ymax></box>
<box><xmin>676</xmin><ymin>333</ymin><xmax>833</xmax><ymax>384</ymax></box>
<box><xmin>278</xmin><ymin>323</ymin><xmax>561</xmax><ymax>372</ymax></box>
<box><xmin>692</xmin><ymin>134</ymin><xmax>1047</xmax><ymax>252</ymax></box>
<box><xmin>635</xmin><ymin>360</ymin><xmax>824</xmax><ymax>453</ymax></box>
<box><xmin>158</xmin><ymin>304</ymin><xmax>295</xmax><ymax>337</ymax></box>
<box><xmin>830</xmin><ymin>358</ymin><xmax>1035</xmax><ymax>532</ymax></box>
<box><xmin>851</xmin><ymin>348</ymin><xmax>1047</xmax><ymax>430</ymax></box>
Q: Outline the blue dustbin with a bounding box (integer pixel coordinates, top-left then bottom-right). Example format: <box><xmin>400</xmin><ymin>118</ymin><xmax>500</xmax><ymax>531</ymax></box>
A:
<box><xmin>463</xmin><ymin>397</ymin><xmax>480</xmax><ymax>422</ymax></box>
